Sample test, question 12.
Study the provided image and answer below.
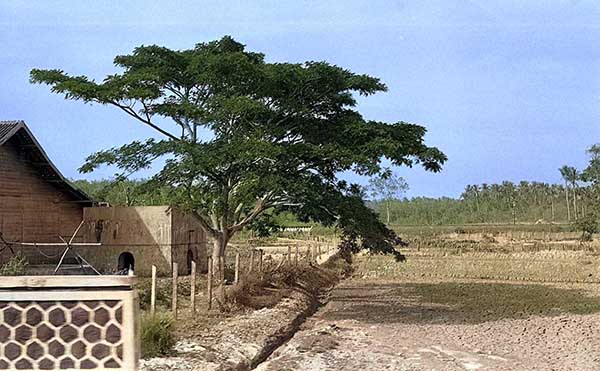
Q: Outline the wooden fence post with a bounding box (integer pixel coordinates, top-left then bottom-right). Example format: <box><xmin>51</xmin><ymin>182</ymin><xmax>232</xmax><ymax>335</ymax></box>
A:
<box><xmin>258</xmin><ymin>249</ymin><xmax>263</xmax><ymax>274</ymax></box>
<box><xmin>150</xmin><ymin>265</ymin><xmax>157</xmax><ymax>316</ymax></box>
<box><xmin>172</xmin><ymin>262</ymin><xmax>178</xmax><ymax>319</ymax></box>
<box><xmin>250</xmin><ymin>249</ymin><xmax>255</xmax><ymax>273</ymax></box>
<box><xmin>287</xmin><ymin>246</ymin><xmax>291</xmax><ymax>265</ymax></box>
<box><xmin>295</xmin><ymin>244</ymin><xmax>299</xmax><ymax>266</ymax></box>
<box><xmin>207</xmin><ymin>257</ymin><xmax>213</xmax><ymax>310</ymax></box>
<box><xmin>234</xmin><ymin>253</ymin><xmax>240</xmax><ymax>284</ymax></box>
<box><xmin>219</xmin><ymin>256</ymin><xmax>225</xmax><ymax>283</ymax></box>
<box><xmin>190</xmin><ymin>261</ymin><xmax>196</xmax><ymax>314</ymax></box>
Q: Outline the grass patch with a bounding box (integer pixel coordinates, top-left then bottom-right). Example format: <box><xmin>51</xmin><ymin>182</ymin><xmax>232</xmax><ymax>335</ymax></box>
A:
<box><xmin>141</xmin><ymin>312</ymin><xmax>176</xmax><ymax>358</ymax></box>
<box><xmin>0</xmin><ymin>254</ymin><xmax>28</xmax><ymax>276</ymax></box>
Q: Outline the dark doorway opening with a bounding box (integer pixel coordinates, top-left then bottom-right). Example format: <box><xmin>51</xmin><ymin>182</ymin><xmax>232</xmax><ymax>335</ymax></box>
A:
<box><xmin>186</xmin><ymin>250</ymin><xmax>195</xmax><ymax>274</ymax></box>
<box><xmin>117</xmin><ymin>252</ymin><xmax>135</xmax><ymax>273</ymax></box>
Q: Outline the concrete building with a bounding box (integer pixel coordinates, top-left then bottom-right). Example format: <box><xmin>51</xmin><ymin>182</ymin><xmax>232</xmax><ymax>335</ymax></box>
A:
<box><xmin>79</xmin><ymin>205</ymin><xmax>207</xmax><ymax>276</ymax></box>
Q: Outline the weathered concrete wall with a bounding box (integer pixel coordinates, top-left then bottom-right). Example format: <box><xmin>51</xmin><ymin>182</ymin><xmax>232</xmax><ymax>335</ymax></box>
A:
<box><xmin>0</xmin><ymin>139</ymin><xmax>83</xmax><ymax>264</ymax></box>
<box><xmin>171</xmin><ymin>209</ymin><xmax>208</xmax><ymax>274</ymax></box>
<box><xmin>80</xmin><ymin>206</ymin><xmax>173</xmax><ymax>276</ymax></box>
<box><xmin>79</xmin><ymin>206</ymin><xmax>208</xmax><ymax>277</ymax></box>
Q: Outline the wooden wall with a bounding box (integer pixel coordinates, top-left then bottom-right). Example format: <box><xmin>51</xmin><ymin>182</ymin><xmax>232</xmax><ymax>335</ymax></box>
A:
<box><xmin>0</xmin><ymin>138</ymin><xmax>84</xmax><ymax>263</ymax></box>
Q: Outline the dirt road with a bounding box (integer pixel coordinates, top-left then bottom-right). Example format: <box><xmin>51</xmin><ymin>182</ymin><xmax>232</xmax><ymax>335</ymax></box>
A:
<box><xmin>256</xmin><ymin>278</ymin><xmax>600</xmax><ymax>370</ymax></box>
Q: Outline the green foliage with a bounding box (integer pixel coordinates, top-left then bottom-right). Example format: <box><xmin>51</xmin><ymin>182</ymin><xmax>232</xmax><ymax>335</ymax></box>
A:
<box><xmin>248</xmin><ymin>214</ymin><xmax>281</xmax><ymax>237</ymax></box>
<box><xmin>135</xmin><ymin>279</ymin><xmax>172</xmax><ymax>311</ymax></box>
<box><xmin>576</xmin><ymin>214</ymin><xmax>598</xmax><ymax>241</ymax></box>
<box><xmin>140</xmin><ymin>312</ymin><xmax>176</xmax><ymax>358</ymax></box>
<box><xmin>374</xmin><ymin>180</ymin><xmax>580</xmax><ymax>225</ymax></box>
<box><xmin>368</xmin><ymin>171</ymin><xmax>409</xmax><ymax>224</ymax></box>
<box><xmin>0</xmin><ymin>254</ymin><xmax>28</xmax><ymax>276</ymax></box>
<box><xmin>72</xmin><ymin>179</ymin><xmax>171</xmax><ymax>206</ymax></box>
<box><xmin>31</xmin><ymin>36</ymin><xmax>446</xmax><ymax>258</ymax></box>
<box><xmin>368</xmin><ymin>170</ymin><xmax>409</xmax><ymax>201</ymax></box>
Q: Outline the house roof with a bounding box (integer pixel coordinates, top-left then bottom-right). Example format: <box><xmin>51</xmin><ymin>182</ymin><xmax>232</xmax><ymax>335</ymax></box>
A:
<box><xmin>0</xmin><ymin>121</ymin><xmax>21</xmax><ymax>143</ymax></box>
<box><xmin>0</xmin><ymin>121</ymin><xmax>93</xmax><ymax>205</ymax></box>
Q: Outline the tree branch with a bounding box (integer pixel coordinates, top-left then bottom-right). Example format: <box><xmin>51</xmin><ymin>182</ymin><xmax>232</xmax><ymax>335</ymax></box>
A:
<box><xmin>108</xmin><ymin>101</ymin><xmax>180</xmax><ymax>141</ymax></box>
<box><xmin>192</xmin><ymin>210</ymin><xmax>219</xmax><ymax>238</ymax></box>
<box><xmin>229</xmin><ymin>192</ymin><xmax>274</xmax><ymax>233</ymax></box>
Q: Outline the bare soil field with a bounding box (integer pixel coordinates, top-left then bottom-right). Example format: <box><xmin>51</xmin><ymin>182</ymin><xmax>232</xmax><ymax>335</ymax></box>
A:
<box><xmin>257</xmin><ymin>255</ymin><xmax>600</xmax><ymax>370</ymax></box>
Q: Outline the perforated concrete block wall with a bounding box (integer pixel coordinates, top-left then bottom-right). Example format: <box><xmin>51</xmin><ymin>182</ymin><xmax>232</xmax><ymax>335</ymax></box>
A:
<box><xmin>0</xmin><ymin>276</ymin><xmax>139</xmax><ymax>370</ymax></box>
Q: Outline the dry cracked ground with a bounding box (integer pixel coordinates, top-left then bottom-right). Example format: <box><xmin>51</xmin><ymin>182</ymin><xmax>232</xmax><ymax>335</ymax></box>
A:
<box><xmin>257</xmin><ymin>258</ymin><xmax>600</xmax><ymax>370</ymax></box>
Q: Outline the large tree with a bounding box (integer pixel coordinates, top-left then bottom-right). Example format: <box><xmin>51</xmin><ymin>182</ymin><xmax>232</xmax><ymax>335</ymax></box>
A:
<box><xmin>31</xmin><ymin>36</ymin><xmax>446</xmax><ymax>272</ymax></box>
<box><xmin>368</xmin><ymin>171</ymin><xmax>409</xmax><ymax>224</ymax></box>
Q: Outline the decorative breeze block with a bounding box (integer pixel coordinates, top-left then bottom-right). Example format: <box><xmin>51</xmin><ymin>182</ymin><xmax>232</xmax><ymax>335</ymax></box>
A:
<box><xmin>0</xmin><ymin>276</ymin><xmax>139</xmax><ymax>370</ymax></box>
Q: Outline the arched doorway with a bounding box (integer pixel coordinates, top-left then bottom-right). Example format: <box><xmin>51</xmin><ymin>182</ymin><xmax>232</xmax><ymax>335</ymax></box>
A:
<box><xmin>186</xmin><ymin>250</ymin><xmax>195</xmax><ymax>274</ymax></box>
<box><xmin>117</xmin><ymin>252</ymin><xmax>135</xmax><ymax>273</ymax></box>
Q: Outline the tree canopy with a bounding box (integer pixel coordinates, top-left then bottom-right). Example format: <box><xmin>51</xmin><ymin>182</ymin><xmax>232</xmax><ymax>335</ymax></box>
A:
<box><xmin>31</xmin><ymin>36</ymin><xmax>446</xmax><ymax>263</ymax></box>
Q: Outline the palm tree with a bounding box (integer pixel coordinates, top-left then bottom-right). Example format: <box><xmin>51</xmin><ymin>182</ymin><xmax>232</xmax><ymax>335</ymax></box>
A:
<box><xmin>559</xmin><ymin>166</ymin><xmax>578</xmax><ymax>222</ymax></box>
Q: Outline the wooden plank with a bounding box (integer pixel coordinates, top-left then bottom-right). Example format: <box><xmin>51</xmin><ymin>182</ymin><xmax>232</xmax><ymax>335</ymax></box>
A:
<box><xmin>172</xmin><ymin>262</ymin><xmax>178</xmax><ymax>318</ymax></box>
<box><xmin>190</xmin><ymin>261</ymin><xmax>196</xmax><ymax>314</ymax></box>
<box><xmin>234</xmin><ymin>253</ymin><xmax>240</xmax><ymax>284</ymax></box>
<box><xmin>249</xmin><ymin>250</ymin><xmax>255</xmax><ymax>273</ymax></box>
<box><xmin>151</xmin><ymin>265</ymin><xmax>157</xmax><ymax>316</ymax></box>
<box><xmin>0</xmin><ymin>275</ymin><xmax>135</xmax><ymax>289</ymax></box>
<box><xmin>207</xmin><ymin>257</ymin><xmax>213</xmax><ymax>310</ymax></box>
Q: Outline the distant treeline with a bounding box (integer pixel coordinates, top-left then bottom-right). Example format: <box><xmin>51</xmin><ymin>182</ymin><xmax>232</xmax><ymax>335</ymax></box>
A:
<box><xmin>71</xmin><ymin>179</ymin><xmax>170</xmax><ymax>206</ymax></box>
<box><xmin>73</xmin><ymin>179</ymin><xmax>592</xmax><ymax>227</ymax></box>
<box><xmin>370</xmin><ymin>181</ymin><xmax>591</xmax><ymax>225</ymax></box>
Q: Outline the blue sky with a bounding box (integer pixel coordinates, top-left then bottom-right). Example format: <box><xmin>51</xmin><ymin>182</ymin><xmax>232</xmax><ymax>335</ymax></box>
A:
<box><xmin>1</xmin><ymin>1</ymin><xmax>600</xmax><ymax>198</ymax></box>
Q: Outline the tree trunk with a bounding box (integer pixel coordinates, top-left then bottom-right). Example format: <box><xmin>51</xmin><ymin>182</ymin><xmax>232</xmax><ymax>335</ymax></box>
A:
<box><xmin>386</xmin><ymin>200</ymin><xmax>390</xmax><ymax>225</ymax></box>
<box><xmin>572</xmin><ymin>185</ymin><xmax>578</xmax><ymax>220</ymax></box>
<box><xmin>212</xmin><ymin>232</ymin><xmax>229</xmax><ymax>281</ymax></box>
<box><xmin>565</xmin><ymin>181</ymin><xmax>571</xmax><ymax>222</ymax></box>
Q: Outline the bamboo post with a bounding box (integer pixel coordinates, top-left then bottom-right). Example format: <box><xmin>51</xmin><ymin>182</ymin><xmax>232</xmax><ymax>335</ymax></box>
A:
<box><xmin>295</xmin><ymin>244</ymin><xmax>299</xmax><ymax>266</ymax></box>
<box><xmin>249</xmin><ymin>249</ymin><xmax>255</xmax><ymax>273</ymax></box>
<box><xmin>150</xmin><ymin>265</ymin><xmax>157</xmax><ymax>316</ymax></box>
<box><xmin>190</xmin><ymin>261</ymin><xmax>196</xmax><ymax>314</ymax></box>
<box><xmin>172</xmin><ymin>262</ymin><xmax>178</xmax><ymax>319</ymax></box>
<box><xmin>234</xmin><ymin>253</ymin><xmax>240</xmax><ymax>284</ymax></box>
<box><xmin>207</xmin><ymin>257</ymin><xmax>213</xmax><ymax>310</ymax></box>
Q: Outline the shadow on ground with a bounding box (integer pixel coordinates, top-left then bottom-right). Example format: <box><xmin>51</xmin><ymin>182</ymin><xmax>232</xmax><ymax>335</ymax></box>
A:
<box><xmin>320</xmin><ymin>280</ymin><xmax>600</xmax><ymax>325</ymax></box>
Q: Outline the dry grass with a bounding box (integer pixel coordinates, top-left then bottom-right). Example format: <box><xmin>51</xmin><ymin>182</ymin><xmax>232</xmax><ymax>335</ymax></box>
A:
<box><xmin>136</xmin><ymin>249</ymin><xmax>348</xmax><ymax>340</ymax></box>
<box><xmin>354</xmin><ymin>249</ymin><xmax>600</xmax><ymax>283</ymax></box>
<box><xmin>350</xmin><ymin>254</ymin><xmax>600</xmax><ymax>323</ymax></box>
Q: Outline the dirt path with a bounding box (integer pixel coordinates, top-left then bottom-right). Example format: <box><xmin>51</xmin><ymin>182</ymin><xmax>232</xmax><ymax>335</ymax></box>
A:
<box><xmin>256</xmin><ymin>278</ymin><xmax>600</xmax><ymax>370</ymax></box>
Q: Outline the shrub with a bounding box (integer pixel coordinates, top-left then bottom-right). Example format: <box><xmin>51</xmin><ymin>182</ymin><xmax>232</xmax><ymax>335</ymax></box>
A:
<box><xmin>136</xmin><ymin>279</ymin><xmax>171</xmax><ymax>311</ymax></box>
<box><xmin>576</xmin><ymin>214</ymin><xmax>599</xmax><ymax>242</ymax></box>
<box><xmin>140</xmin><ymin>312</ymin><xmax>176</xmax><ymax>358</ymax></box>
<box><xmin>0</xmin><ymin>254</ymin><xmax>28</xmax><ymax>276</ymax></box>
